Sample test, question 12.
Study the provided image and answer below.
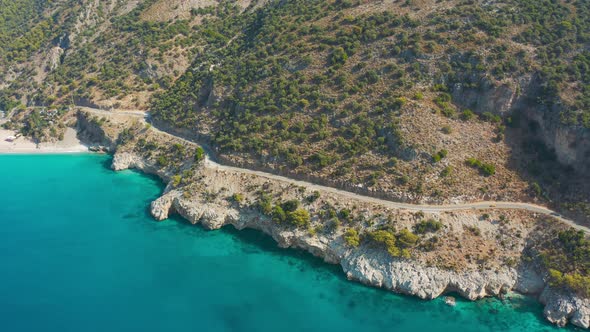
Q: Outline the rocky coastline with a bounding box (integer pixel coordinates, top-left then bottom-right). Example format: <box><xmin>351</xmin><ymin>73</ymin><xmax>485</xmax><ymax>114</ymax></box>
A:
<box><xmin>111</xmin><ymin>150</ymin><xmax>590</xmax><ymax>329</ymax></box>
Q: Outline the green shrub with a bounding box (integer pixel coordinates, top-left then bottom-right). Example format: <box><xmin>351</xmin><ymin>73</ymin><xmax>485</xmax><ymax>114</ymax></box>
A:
<box><xmin>326</xmin><ymin>217</ymin><xmax>341</xmax><ymax>232</ymax></box>
<box><xmin>257</xmin><ymin>193</ymin><xmax>273</xmax><ymax>215</ymax></box>
<box><xmin>413</xmin><ymin>219</ymin><xmax>443</xmax><ymax>234</ymax></box>
<box><xmin>171</xmin><ymin>175</ymin><xmax>182</xmax><ymax>187</ymax></box>
<box><xmin>344</xmin><ymin>228</ymin><xmax>360</xmax><ymax>247</ymax></box>
<box><xmin>433</xmin><ymin>84</ymin><xmax>448</xmax><ymax>92</ymax></box>
<box><xmin>195</xmin><ymin>147</ymin><xmax>205</xmax><ymax>162</ymax></box>
<box><xmin>481</xmin><ymin>112</ymin><xmax>502</xmax><ymax>123</ymax></box>
<box><xmin>272</xmin><ymin>205</ymin><xmax>286</xmax><ymax>223</ymax></box>
<box><xmin>440</xmin><ymin>166</ymin><xmax>453</xmax><ymax>177</ymax></box>
<box><xmin>157</xmin><ymin>155</ymin><xmax>169</xmax><ymax>167</ymax></box>
<box><xmin>281</xmin><ymin>200</ymin><xmax>300</xmax><ymax>212</ymax></box>
<box><xmin>307</xmin><ymin>190</ymin><xmax>321</xmax><ymax>202</ymax></box>
<box><xmin>397</xmin><ymin>229</ymin><xmax>419</xmax><ymax>248</ymax></box>
<box><xmin>432</xmin><ymin>149</ymin><xmax>448</xmax><ymax>163</ymax></box>
<box><xmin>366</xmin><ymin>228</ymin><xmax>418</xmax><ymax>258</ymax></box>
<box><xmin>339</xmin><ymin>208</ymin><xmax>352</xmax><ymax>221</ymax></box>
<box><xmin>287</xmin><ymin>208</ymin><xmax>311</xmax><ymax>227</ymax></box>
<box><xmin>530</xmin><ymin>182</ymin><xmax>542</xmax><ymax>197</ymax></box>
<box><xmin>480</xmin><ymin>163</ymin><xmax>496</xmax><ymax>176</ymax></box>
<box><xmin>465</xmin><ymin>225</ymin><xmax>481</xmax><ymax>236</ymax></box>
<box><xmin>366</xmin><ymin>230</ymin><xmax>400</xmax><ymax>256</ymax></box>
<box><xmin>466</xmin><ymin>157</ymin><xmax>495</xmax><ymax>176</ymax></box>
<box><xmin>232</xmin><ymin>193</ymin><xmax>244</xmax><ymax>203</ymax></box>
<box><xmin>441</xmin><ymin>107</ymin><xmax>455</xmax><ymax>118</ymax></box>
<box><xmin>329</xmin><ymin>47</ymin><xmax>348</xmax><ymax>66</ymax></box>
<box><xmin>461</xmin><ymin>109</ymin><xmax>474</xmax><ymax>121</ymax></box>
<box><xmin>466</xmin><ymin>157</ymin><xmax>482</xmax><ymax>168</ymax></box>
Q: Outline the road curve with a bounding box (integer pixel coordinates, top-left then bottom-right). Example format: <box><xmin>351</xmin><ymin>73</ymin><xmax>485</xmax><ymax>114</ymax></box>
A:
<box><xmin>204</xmin><ymin>158</ymin><xmax>586</xmax><ymax>232</ymax></box>
<box><xmin>77</xmin><ymin>107</ymin><xmax>589</xmax><ymax>234</ymax></box>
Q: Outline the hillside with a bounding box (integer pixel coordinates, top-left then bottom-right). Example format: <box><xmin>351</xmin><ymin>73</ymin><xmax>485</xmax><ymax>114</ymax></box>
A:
<box><xmin>2</xmin><ymin>0</ymin><xmax>590</xmax><ymax>326</ymax></box>
<box><xmin>146</xmin><ymin>0</ymin><xmax>589</xmax><ymax>222</ymax></box>
<box><xmin>0</xmin><ymin>0</ymin><xmax>589</xmax><ymax>215</ymax></box>
<box><xmin>0</xmin><ymin>0</ymin><xmax>589</xmax><ymax>216</ymax></box>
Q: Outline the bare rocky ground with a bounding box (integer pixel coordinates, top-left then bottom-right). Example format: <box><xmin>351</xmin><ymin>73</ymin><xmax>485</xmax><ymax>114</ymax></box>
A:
<box><xmin>75</xmin><ymin>109</ymin><xmax>590</xmax><ymax>329</ymax></box>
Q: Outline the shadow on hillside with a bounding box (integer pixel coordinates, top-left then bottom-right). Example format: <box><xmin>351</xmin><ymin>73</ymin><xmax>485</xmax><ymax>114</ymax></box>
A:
<box><xmin>503</xmin><ymin>115</ymin><xmax>590</xmax><ymax>227</ymax></box>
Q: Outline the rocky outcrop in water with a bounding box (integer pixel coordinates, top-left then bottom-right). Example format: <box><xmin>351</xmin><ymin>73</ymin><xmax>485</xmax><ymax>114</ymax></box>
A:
<box><xmin>541</xmin><ymin>288</ymin><xmax>590</xmax><ymax>328</ymax></box>
<box><xmin>112</xmin><ymin>152</ymin><xmax>174</xmax><ymax>188</ymax></box>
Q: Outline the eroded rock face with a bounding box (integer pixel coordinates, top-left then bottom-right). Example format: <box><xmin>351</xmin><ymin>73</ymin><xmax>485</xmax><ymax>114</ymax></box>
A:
<box><xmin>453</xmin><ymin>77</ymin><xmax>590</xmax><ymax>175</ymax></box>
<box><xmin>515</xmin><ymin>266</ymin><xmax>545</xmax><ymax>294</ymax></box>
<box><xmin>452</xmin><ymin>80</ymin><xmax>518</xmax><ymax>115</ymax></box>
<box><xmin>341</xmin><ymin>249</ymin><xmax>515</xmax><ymax>300</ymax></box>
<box><xmin>46</xmin><ymin>47</ymin><xmax>64</xmax><ymax>71</ymax></box>
<box><xmin>114</xmin><ymin>151</ymin><xmax>590</xmax><ymax>329</ymax></box>
<box><xmin>111</xmin><ymin>152</ymin><xmax>150</xmax><ymax>171</ymax></box>
<box><xmin>551</xmin><ymin>124</ymin><xmax>590</xmax><ymax>174</ymax></box>
<box><xmin>111</xmin><ymin>152</ymin><xmax>171</xmax><ymax>181</ymax></box>
<box><xmin>157</xmin><ymin>185</ymin><xmax>529</xmax><ymax>305</ymax></box>
<box><xmin>76</xmin><ymin>111</ymin><xmax>113</xmax><ymax>148</ymax></box>
<box><xmin>150</xmin><ymin>192</ymin><xmax>178</xmax><ymax>221</ymax></box>
<box><xmin>540</xmin><ymin>288</ymin><xmax>590</xmax><ymax>328</ymax></box>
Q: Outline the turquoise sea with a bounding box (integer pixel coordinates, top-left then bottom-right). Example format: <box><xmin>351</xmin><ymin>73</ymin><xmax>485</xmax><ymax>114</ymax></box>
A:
<box><xmin>0</xmin><ymin>154</ymin><xmax>579</xmax><ymax>331</ymax></box>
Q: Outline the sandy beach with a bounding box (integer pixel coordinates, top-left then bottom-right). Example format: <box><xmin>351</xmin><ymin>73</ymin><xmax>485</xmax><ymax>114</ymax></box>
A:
<box><xmin>0</xmin><ymin>127</ymin><xmax>88</xmax><ymax>154</ymax></box>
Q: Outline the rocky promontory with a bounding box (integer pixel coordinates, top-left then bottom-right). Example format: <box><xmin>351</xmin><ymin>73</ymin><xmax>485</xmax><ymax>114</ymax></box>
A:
<box><xmin>111</xmin><ymin>148</ymin><xmax>590</xmax><ymax>329</ymax></box>
<box><xmin>65</xmin><ymin>105</ymin><xmax>587</xmax><ymax>329</ymax></box>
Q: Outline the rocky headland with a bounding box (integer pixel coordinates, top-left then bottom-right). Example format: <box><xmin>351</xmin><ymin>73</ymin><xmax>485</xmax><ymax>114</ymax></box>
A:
<box><xmin>113</xmin><ymin>151</ymin><xmax>590</xmax><ymax>329</ymax></box>
<box><xmin>79</xmin><ymin>110</ymin><xmax>590</xmax><ymax>328</ymax></box>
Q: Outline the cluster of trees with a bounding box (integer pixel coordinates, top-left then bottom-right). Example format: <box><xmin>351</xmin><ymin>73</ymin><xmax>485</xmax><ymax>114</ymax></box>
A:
<box><xmin>20</xmin><ymin>110</ymin><xmax>47</xmax><ymax>141</ymax></box>
<box><xmin>0</xmin><ymin>91</ymin><xmax>20</xmax><ymax>113</ymax></box>
<box><xmin>514</xmin><ymin>0</ymin><xmax>590</xmax><ymax>127</ymax></box>
<box><xmin>3</xmin><ymin>0</ymin><xmax>586</xmax><ymax>199</ymax></box>
<box><xmin>0</xmin><ymin>0</ymin><xmax>73</xmax><ymax>91</ymax></box>
<box><xmin>42</xmin><ymin>0</ymin><xmax>214</xmax><ymax>103</ymax></box>
<box><xmin>543</xmin><ymin>229</ymin><xmax>590</xmax><ymax>297</ymax></box>
<box><xmin>364</xmin><ymin>228</ymin><xmax>419</xmax><ymax>258</ymax></box>
<box><xmin>149</xmin><ymin>0</ymin><xmax>590</xmax><ymax>194</ymax></box>
<box><xmin>150</xmin><ymin>0</ymin><xmax>429</xmax><ymax>186</ymax></box>
<box><xmin>0</xmin><ymin>0</ymin><xmax>53</xmax><ymax>63</ymax></box>
<box><xmin>268</xmin><ymin>199</ymin><xmax>311</xmax><ymax>228</ymax></box>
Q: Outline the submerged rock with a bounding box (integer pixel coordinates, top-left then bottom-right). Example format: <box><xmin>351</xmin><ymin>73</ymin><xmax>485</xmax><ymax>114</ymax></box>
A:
<box><xmin>444</xmin><ymin>296</ymin><xmax>456</xmax><ymax>307</ymax></box>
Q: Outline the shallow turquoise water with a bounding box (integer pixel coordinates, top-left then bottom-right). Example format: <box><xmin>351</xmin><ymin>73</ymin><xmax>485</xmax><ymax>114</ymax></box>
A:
<box><xmin>0</xmin><ymin>154</ymin><xmax>579</xmax><ymax>331</ymax></box>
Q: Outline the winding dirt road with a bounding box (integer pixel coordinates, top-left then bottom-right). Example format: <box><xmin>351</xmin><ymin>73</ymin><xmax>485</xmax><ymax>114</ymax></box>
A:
<box><xmin>78</xmin><ymin>107</ymin><xmax>588</xmax><ymax>233</ymax></box>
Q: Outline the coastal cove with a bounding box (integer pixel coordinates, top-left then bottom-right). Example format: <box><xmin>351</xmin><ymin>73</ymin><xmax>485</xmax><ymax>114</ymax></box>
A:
<box><xmin>0</xmin><ymin>154</ymin><xmax>580</xmax><ymax>331</ymax></box>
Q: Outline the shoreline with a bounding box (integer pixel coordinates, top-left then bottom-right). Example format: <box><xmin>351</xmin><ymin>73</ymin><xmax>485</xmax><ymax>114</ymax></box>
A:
<box><xmin>0</xmin><ymin>127</ymin><xmax>88</xmax><ymax>154</ymax></box>
<box><xmin>111</xmin><ymin>151</ymin><xmax>590</xmax><ymax>329</ymax></box>
<box><xmin>11</xmin><ymin>111</ymin><xmax>589</xmax><ymax>329</ymax></box>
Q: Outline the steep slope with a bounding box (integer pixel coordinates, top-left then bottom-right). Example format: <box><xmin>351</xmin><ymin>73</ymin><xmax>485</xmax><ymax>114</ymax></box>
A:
<box><xmin>0</xmin><ymin>0</ymin><xmax>588</xmax><ymax>219</ymax></box>
<box><xmin>149</xmin><ymin>0</ymin><xmax>590</xmax><ymax>219</ymax></box>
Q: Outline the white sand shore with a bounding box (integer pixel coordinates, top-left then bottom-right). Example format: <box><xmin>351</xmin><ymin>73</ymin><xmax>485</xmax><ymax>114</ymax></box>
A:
<box><xmin>0</xmin><ymin>127</ymin><xmax>88</xmax><ymax>154</ymax></box>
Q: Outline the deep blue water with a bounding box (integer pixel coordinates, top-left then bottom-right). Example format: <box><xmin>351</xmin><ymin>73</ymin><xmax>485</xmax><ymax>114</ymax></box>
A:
<box><xmin>0</xmin><ymin>154</ymin><xmax>579</xmax><ymax>331</ymax></box>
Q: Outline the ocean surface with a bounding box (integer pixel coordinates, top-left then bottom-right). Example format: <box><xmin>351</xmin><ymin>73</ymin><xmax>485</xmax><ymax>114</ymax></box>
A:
<box><xmin>0</xmin><ymin>154</ymin><xmax>579</xmax><ymax>332</ymax></box>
